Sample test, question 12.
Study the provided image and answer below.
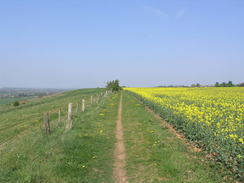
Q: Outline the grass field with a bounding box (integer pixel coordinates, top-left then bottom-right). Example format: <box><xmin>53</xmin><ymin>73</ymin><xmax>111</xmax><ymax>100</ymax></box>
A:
<box><xmin>0</xmin><ymin>89</ymin><xmax>118</xmax><ymax>182</ymax></box>
<box><xmin>0</xmin><ymin>89</ymin><xmax>103</xmax><ymax>147</ymax></box>
<box><xmin>0</xmin><ymin>88</ymin><xmax>240</xmax><ymax>182</ymax></box>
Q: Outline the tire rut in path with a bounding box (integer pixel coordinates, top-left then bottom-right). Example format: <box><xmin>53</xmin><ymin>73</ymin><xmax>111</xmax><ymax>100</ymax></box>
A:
<box><xmin>113</xmin><ymin>93</ymin><xmax>128</xmax><ymax>183</ymax></box>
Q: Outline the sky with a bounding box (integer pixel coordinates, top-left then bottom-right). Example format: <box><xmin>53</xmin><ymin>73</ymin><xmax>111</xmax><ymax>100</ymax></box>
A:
<box><xmin>0</xmin><ymin>0</ymin><xmax>244</xmax><ymax>88</ymax></box>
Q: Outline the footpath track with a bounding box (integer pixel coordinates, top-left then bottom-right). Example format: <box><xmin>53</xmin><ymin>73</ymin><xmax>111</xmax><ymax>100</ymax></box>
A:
<box><xmin>113</xmin><ymin>93</ymin><xmax>128</xmax><ymax>183</ymax></box>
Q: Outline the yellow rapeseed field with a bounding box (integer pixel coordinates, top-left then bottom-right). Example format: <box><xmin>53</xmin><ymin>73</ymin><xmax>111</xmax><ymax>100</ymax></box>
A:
<box><xmin>125</xmin><ymin>87</ymin><xmax>244</xmax><ymax>175</ymax></box>
<box><xmin>126</xmin><ymin>87</ymin><xmax>244</xmax><ymax>144</ymax></box>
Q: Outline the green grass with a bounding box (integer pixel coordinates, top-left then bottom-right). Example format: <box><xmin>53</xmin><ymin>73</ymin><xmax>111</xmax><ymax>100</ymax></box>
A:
<box><xmin>0</xmin><ymin>89</ymin><xmax>104</xmax><ymax>146</ymax></box>
<box><xmin>122</xmin><ymin>91</ymin><xmax>235</xmax><ymax>183</ymax></box>
<box><xmin>0</xmin><ymin>91</ymin><xmax>120</xmax><ymax>183</ymax></box>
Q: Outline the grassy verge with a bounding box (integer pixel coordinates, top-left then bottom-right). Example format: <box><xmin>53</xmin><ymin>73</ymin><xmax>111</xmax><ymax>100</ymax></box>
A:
<box><xmin>122</xmin><ymin>91</ymin><xmax>235</xmax><ymax>183</ymax></box>
<box><xmin>0</xmin><ymin>92</ymin><xmax>119</xmax><ymax>183</ymax></box>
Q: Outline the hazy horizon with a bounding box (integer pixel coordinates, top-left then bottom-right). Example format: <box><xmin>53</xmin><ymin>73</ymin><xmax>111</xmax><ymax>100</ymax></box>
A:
<box><xmin>1</xmin><ymin>0</ymin><xmax>243</xmax><ymax>88</ymax></box>
<box><xmin>0</xmin><ymin>81</ymin><xmax>242</xmax><ymax>90</ymax></box>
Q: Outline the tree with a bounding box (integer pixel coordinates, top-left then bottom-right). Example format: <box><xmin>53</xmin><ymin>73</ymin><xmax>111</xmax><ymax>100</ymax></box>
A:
<box><xmin>215</xmin><ymin>82</ymin><xmax>220</xmax><ymax>87</ymax></box>
<box><xmin>227</xmin><ymin>81</ymin><xmax>234</xmax><ymax>87</ymax></box>
<box><xmin>220</xmin><ymin>82</ymin><xmax>226</xmax><ymax>87</ymax></box>
<box><xmin>196</xmin><ymin>83</ymin><xmax>201</xmax><ymax>87</ymax></box>
<box><xmin>215</xmin><ymin>81</ymin><xmax>235</xmax><ymax>87</ymax></box>
<box><xmin>106</xmin><ymin>80</ymin><xmax>122</xmax><ymax>92</ymax></box>
<box><xmin>13</xmin><ymin>101</ymin><xmax>19</xmax><ymax>107</ymax></box>
<box><xmin>191</xmin><ymin>83</ymin><xmax>201</xmax><ymax>87</ymax></box>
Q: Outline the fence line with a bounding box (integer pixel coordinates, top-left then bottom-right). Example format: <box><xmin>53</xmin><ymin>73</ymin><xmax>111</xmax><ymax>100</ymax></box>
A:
<box><xmin>42</xmin><ymin>90</ymin><xmax>112</xmax><ymax>135</ymax></box>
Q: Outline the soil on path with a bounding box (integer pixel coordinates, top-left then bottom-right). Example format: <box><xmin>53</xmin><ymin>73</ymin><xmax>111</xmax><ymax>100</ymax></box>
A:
<box><xmin>113</xmin><ymin>93</ymin><xmax>128</xmax><ymax>183</ymax></box>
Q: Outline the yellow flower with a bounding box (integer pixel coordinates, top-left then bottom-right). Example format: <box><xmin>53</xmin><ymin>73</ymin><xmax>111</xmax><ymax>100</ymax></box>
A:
<box><xmin>239</xmin><ymin>138</ymin><xmax>244</xmax><ymax>144</ymax></box>
<box><xmin>229</xmin><ymin>134</ymin><xmax>238</xmax><ymax>140</ymax></box>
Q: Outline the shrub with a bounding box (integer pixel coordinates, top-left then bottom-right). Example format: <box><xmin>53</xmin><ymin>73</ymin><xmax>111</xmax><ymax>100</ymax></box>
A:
<box><xmin>13</xmin><ymin>101</ymin><xmax>20</xmax><ymax>107</ymax></box>
<box><xmin>106</xmin><ymin>80</ymin><xmax>122</xmax><ymax>92</ymax></box>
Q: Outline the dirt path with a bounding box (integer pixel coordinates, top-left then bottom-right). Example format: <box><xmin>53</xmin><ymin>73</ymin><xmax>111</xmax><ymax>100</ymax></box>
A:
<box><xmin>113</xmin><ymin>93</ymin><xmax>128</xmax><ymax>183</ymax></box>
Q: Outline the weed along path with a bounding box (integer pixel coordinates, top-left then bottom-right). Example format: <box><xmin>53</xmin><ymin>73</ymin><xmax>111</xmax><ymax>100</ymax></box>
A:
<box><xmin>113</xmin><ymin>93</ymin><xmax>128</xmax><ymax>183</ymax></box>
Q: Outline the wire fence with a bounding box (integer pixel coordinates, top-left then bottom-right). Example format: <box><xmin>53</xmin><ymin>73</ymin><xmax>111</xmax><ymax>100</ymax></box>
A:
<box><xmin>42</xmin><ymin>90</ymin><xmax>113</xmax><ymax>135</ymax></box>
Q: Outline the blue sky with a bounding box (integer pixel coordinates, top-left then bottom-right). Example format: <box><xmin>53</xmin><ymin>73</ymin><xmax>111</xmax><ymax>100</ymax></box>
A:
<box><xmin>0</xmin><ymin>0</ymin><xmax>243</xmax><ymax>88</ymax></box>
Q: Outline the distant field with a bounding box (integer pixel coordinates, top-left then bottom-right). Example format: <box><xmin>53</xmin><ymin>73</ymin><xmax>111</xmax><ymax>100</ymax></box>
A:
<box><xmin>125</xmin><ymin>87</ymin><xmax>244</xmax><ymax>178</ymax></box>
<box><xmin>0</xmin><ymin>87</ymin><xmax>67</xmax><ymax>105</ymax></box>
<box><xmin>0</xmin><ymin>97</ymin><xmax>32</xmax><ymax>105</ymax></box>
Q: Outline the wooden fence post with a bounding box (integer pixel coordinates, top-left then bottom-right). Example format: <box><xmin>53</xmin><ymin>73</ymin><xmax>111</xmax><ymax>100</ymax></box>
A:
<box><xmin>91</xmin><ymin>96</ymin><xmax>93</xmax><ymax>105</ymax></box>
<box><xmin>58</xmin><ymin>109</ymin><xmax>61</xmax><ymax>123</ymax></box>
<box><xmin>82</xmin><ymin>99</ymin><xmax>85</xmax><ymax>112</ymax></box>
<box><xmin>66</xmin><ymin>103</ymin><xmax>72</xmax><ymax>130</ymax></box>
<box><xmin>76</xmin><ymin>103</ymin><xmax>78</xmax><ymax>113</ymax></box>
<box><xmin>43</xmin><ymin>112</ymin><xmax>50</xmax><ymax>135</ymax></box>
